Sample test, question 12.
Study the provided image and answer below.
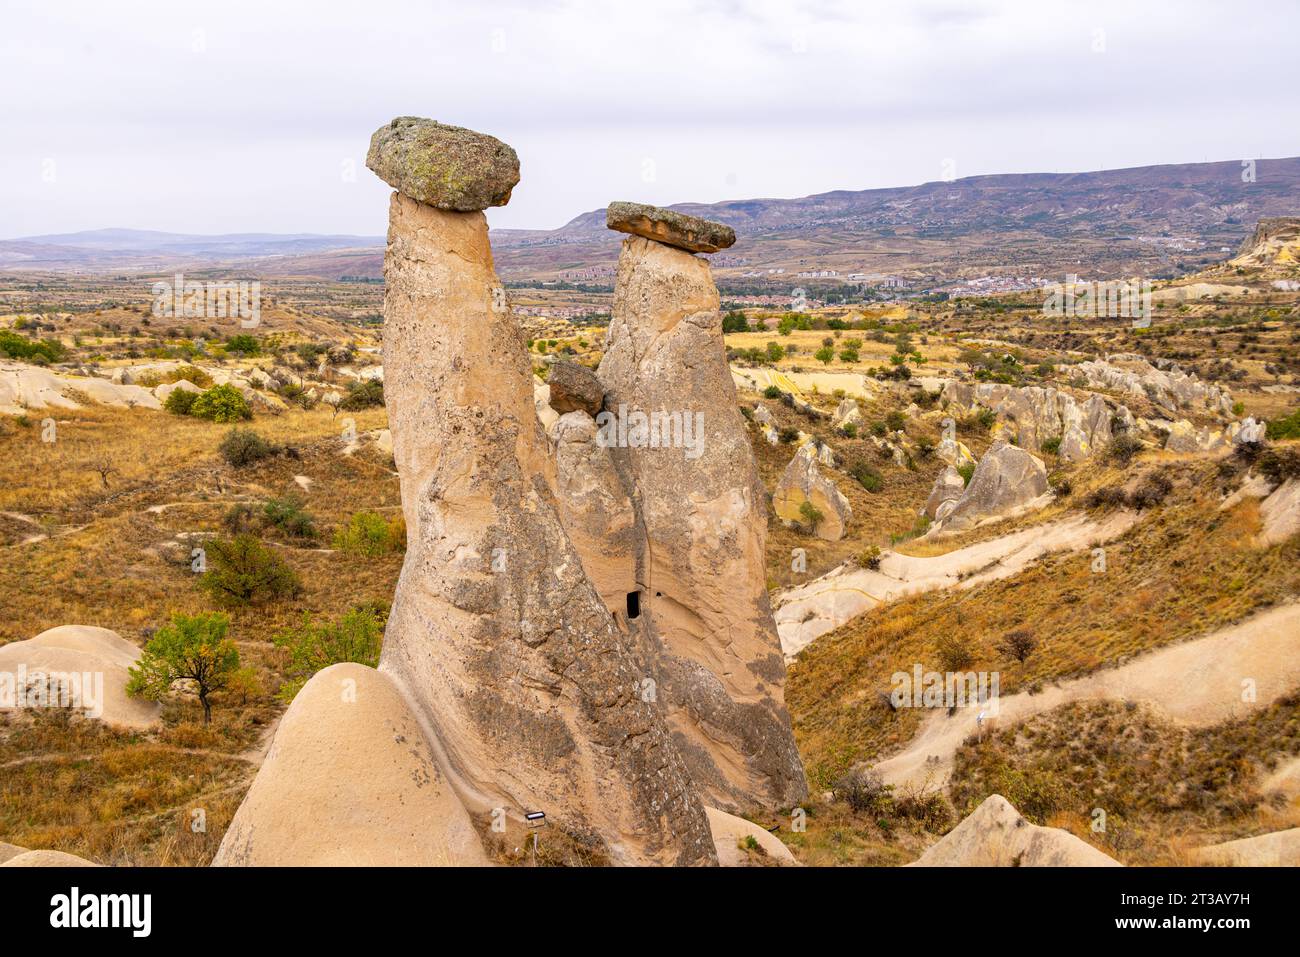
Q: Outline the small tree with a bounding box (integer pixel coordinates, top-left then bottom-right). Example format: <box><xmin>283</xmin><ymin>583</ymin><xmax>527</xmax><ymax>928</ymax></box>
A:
<box><xmin>935</xmin><ymin>634</ymin><xmax>975</xmax><ymax>672</ymax></box>
<box><xmin>273</xmin><ymin>602</ymin><xmax>387</xmax><ymax>701</ymax></box>
<box><xmin>997</xmin><ymin>629</ymin><xmax>1038</xmax><ymax>663</ymax></box>
<box><xmin>814</xmin><ymin>346</ymin><xmax>835</xmax><ymax>365</ymax></box>
<box><xmin>192</xmin><ymin>383</ymin><xmax>252</xmax><ymax>423</ymax></box>
<box><xmin>127</xmin><ymin>612</ymin><xmax>240</xmax><ymax>724</ymax></box>
<box><xmin>200</xmin><ymin>533</ymin><xmax>301</xmax><ymax>606</ymax></box>
<box><xmin>798</xmin><ymin>499</ymin><xmax>824</xmax><ymax>533</ymax></box>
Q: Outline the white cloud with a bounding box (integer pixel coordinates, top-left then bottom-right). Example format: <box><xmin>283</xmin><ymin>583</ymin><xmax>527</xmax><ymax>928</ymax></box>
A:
<box><xmin>2</xmin><ymin>0</ymin><xmax>1296</xmax><ymax>235</ymax></box>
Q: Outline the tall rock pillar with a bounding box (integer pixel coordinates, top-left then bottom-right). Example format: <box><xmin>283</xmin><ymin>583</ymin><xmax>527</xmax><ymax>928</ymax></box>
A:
<box><xmin>368</xmin><ymin>119</ymin><xmax>714</xmax><ymax>865</ymax></box>
<box><xmin>595</xmin><ymin>201</ymin><xmax>808</xmax><ymax>811</ymax></box>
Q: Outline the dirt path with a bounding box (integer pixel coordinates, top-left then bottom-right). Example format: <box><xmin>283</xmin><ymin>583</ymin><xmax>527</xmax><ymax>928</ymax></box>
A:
<box><xmin>775</xmin><ymin>510</ymin><xmax>1139</xmax><ymax>659</ymax></box>
<box><xmin>872</xmin><ymin>602</ymin><xmax>1300</xmax><ymax>791</ymax></box>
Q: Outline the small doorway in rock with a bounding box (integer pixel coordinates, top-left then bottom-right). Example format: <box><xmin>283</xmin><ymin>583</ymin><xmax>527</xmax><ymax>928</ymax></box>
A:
<box><xmin>626</xmin><ymin>590</ymin><xmax>642</xmax><ymax>620</ymax></box>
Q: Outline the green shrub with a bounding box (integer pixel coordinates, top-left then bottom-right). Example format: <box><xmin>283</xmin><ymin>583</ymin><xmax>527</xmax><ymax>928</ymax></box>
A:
<box><xmin>1265</xmin><ymin>408</ymin><xmax>1300</xmax><ymax>441</ymax></box>
<box><xmin>225</xmin><ymin>334</ymin><xmax>261</xmax><ymax>356</ymax></box>
<box><xmin>849</xmin><ymin>459</ymin><xmax>883</xmax><ymax>493</ymax></box>
<box><xmin>798</xmin><ymin>499</ymin><xmax>824</xmax><ymax>531</ymax></box>
<box><xmin>935</xmin><ymin>633</ymin><xmax>975</xmax><ymax>672</ymax></box>
<box><xmin>1105</xmin><ymin>433</ymin><xmax>1145</xmax><ymax>466</ymax></box>
<box><xmin>163</xmin><ymin>387</ymin><xmax>199</xmax><ymax>416</ymax></box>
<box><xmin>192</xmin><ymin>383</ymin><xmax>252</xmax><ymax>423</ymax></box>
<box><xmin>765</xmin><ymin>341</ymin><xmax>785</xmax><ymax>363</ymax></box>
<box><xmin>1040</xmin><ymin>436</ymin><xmax>1062</xmax><ymax>456</ymax></box>
<box><xmin>262</xmin><ymin>495</ymin><xmax>317</xmax><ymax>541</ymax></box>
<box><xmin>273</xmin><ymin>602</ymin><xmax>387</xmax><ymax>701</ymax></box>
<box><xmin>885</xmin><ymin>410</ymin><xmax>907</xmax><ymax>432</ymax></box>
<box><xmin>957</xmin><ymin>461</ymin><xmax>976</xmax><ymax>486</ymax></box>
<box><xmin>333</xmin><ymin>511</ymin><xmax>405</xmax><ymax>557</ymax></box>
<box><xmin>814</xmin><ymin>346</ymin><xmax>835</xmax><ymax>365</ymax></box>
<box><xmin>0</xmin><ymin>330</ymin><xmax>66</xmax><ymax>363</ymax></box>
<box><xmin>218</xmin><ymin>427</ymin><xmax>274</xmax><ymax>467</ymax></box>
<box><xmin>339</xmin><ymin>379</ymin><xmax>384</xmax><ymax>410</ymax></box>
<box><xmin>762</xmin><ymin>385</ymin><xmax>782</xmax><ymax>400</ymax></box>
<box><xmin>200</xmin><ymin>534</ymin><xmax>301</xmax><ymax>606</ymax></box>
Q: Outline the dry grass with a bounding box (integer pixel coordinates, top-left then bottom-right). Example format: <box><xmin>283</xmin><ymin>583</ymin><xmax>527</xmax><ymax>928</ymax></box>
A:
<box><xmin>0</xmin><ymin>402</ymin><xmax>404</xmax><ymax>862</ymax></box>
<box><xmin>788</xmin><ymin>459</ymin><xmax>1300</xmax><ymax>791</ymax></box>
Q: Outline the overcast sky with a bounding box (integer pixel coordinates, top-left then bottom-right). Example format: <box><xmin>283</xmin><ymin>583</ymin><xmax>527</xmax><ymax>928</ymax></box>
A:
<box><xmin>3</xmin><ymin>0</ymin><xmax>1297</xmax><ymax>238</ymax></box>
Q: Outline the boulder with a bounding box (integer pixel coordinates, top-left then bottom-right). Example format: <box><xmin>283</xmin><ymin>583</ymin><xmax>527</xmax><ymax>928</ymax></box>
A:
<box><xmin>153</xmin><ymin>379</ymin><xmax>201</xmax><ymax>402</ymax></box>
<box><xmin>546</xmin><ymin>360</ymin><xmax>604</xmax><ymax>416</ymax></box>
<box><xmin>773</xmin><ymin>443</ymin><xmax>852</xmax><ymax>541</ymax></box>
<box><xmin>595</xmin><ymin>232</ymin><xmax>807</xmax><ymax>811</ymax></box>
<box><xmin>0</xmin><ymin>843</ymin><xmax>28</xmax><ymax>864</ymax></box>
<box><xmin>375</xmin><ymin>188</ymin><xmax>713</xmax><ymax>865</ymax></box>
<box><xmin>1191</xmin><ymin>828</ymin><xmax>1300</xmax><ymax>867</ymax></box>
<box><xmin>1258</xmin><ymin>478</ymin><xmax>1300</xmax><ymax>546</ymax></box>
<box><xmin>832</xmin><ymin>398</ymin><xmax>862</xmax><ymax>431</ymax></box>
<box><xmin>213</xmin><ymin>663</ymin><xmax>489</xmax><ymax>866</ymax></box>
<box><xmin>910</xmin><ymin>795</ymin><xmax>1120</xmax><ymax>867</ymax></box>
<box><xmin>0</xmin><ymin>625</ymin><xmax>160</xmax><ymax>729</ymax></box>
<box><xmin>606</xmin><ymin>201</ymin><xmax>736</xmax><ymax>253</ymax></box>
<box><xmin>935</xmin><ymin>435</ymin><xmax>975</xmax><ymax>468</ymax></box>
<box><xmin>937</xmin><ymin>440</ymin><xmax>1048</xmax><ymax>532</ymax></box>
<box><xmin>0</xmin><ymin>850</ymin><xmax>101</xmax><ymax>867</ymax></box>
<box><xmin>366</xmin><ymin>116</ymin><xmax>520</xmax><ymax>211</ymax></box>
<box><xmin>706</xmin><ymin>807</ymin><xmax>798</xmax><ymax>867</ymax></box>
<box><xmin>924</xmin><ymin>466</ymin><xmax>966</xmax><ymax>520</ymax></box>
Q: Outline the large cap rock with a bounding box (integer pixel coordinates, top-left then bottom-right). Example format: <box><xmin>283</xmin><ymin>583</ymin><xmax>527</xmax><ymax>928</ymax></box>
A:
<box><xmin>366</xmin><ymin>117</ymin><xmax>520</xmax><ymax>211</ymax></box>
<box><xmin>546</xmin><ymin>360</ymin><xmax>604</xmax><ymax>416</ymax></box>
<box><xmin>607</xmin><ymin>201</ymin><xmax>736</xmax><ymax>253</ymax></box>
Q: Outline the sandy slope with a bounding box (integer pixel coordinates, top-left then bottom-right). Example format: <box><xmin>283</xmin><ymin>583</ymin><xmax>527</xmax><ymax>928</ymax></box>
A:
<box><xmin>873</xmin><ymin>603</ymin><xmax>1300</xmax><ymax>790</ymax></box>
<box><xmin>775</xmin><ymin>510</ymin><xmax>1139</xmax><ymax>659</ymax></box>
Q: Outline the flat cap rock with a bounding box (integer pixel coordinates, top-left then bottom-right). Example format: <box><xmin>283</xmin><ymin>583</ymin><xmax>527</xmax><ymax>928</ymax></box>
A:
<box><xmin>606</xmin><ymin>201</ymin><xmax>736</xmax><ymax>253</ymax></box>
<box><xmin>366</xmin><ymin>117</ymin><xmax>520</xmax><ymax>211</ymax></box>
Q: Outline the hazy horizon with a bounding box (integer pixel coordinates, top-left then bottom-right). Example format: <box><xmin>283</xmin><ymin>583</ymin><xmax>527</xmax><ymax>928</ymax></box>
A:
<box><xmin>5</xmin><ymin>0</ymin><xmax>1299</xmax><ymax>238</ymax></box>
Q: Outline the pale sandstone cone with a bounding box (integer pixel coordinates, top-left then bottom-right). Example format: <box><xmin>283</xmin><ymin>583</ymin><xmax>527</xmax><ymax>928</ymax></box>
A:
<box><xmin>589</xmin><ymin>234</ymin><xmax>807</xmax><ymax>811</ymax></box>
<box><xmin>377</xmin><ymin>193</ymin><xmax>714</xmax><ymax>865</ymax></box>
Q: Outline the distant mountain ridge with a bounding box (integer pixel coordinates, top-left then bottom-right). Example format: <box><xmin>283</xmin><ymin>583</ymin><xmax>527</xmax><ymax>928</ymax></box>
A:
<box><xmin>4</xmin><ymin>156</ymin><xmax>1298</xmax><ymax>282</ymax></box>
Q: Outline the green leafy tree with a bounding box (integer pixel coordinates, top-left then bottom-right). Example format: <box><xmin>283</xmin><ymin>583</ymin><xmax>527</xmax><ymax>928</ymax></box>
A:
<box><xmin>200</xmin><ymin>533</ymin><xmax>301</xmax><ymax>606</ymax></box>
<box><xmin>814</xmin><ymin>346</ymin><xmax>835</xmax><ymax>365</ymax></box>
<box><xmin>273</xmin><ymin>602</ymin><xmax>388</xmax><ymax>701</ymax></box>
<box><xmin>191</xmin><ymin>383</ymin><xmax>252</xmax><ymax>423</ymax></box>
<box><xmin>127</xmin><ymin>612</ymin><xmax>240</xmax><ymax>724</ymax></box>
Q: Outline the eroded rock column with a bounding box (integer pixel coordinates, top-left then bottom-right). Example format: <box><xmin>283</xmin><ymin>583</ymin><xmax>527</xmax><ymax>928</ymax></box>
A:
<box><xmin>593</xmin><ymin>202</ymin><xmax>807</xmax><ymax>811</ymax></box>
<box><xmin>369</xmin><ymin>120</ymin><xmax>713</xmax><ymax>865</ymax></box>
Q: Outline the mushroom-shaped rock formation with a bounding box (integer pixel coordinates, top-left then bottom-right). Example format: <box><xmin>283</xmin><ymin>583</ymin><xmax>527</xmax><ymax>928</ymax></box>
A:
<box><xmin>0</xmin><ymin>625</ymin><xmax>160</xmax><ymax>729</ymax></box>
<box><xmin>372</xmin><ymin>134</ymin><xmax>714</xmax><ymax>866</ymax></box>
<box><xmin>214</xmin><ymin>663</ymin><xmax>489</xmax><ymax>866</ymax></box>
<box><xmin>366</xmin><ymin>116</ymin><xmax>520</xmax><ymax>211</ymax></box>
<box><xmin>606</xmin><ymin>201</ymin><xmax>736</xmax><ymax>253</ymax></box>
<box><xmin>587</xmin><ymin>224</ymin><xmax>807</xmax><ymax>812</ymax></box>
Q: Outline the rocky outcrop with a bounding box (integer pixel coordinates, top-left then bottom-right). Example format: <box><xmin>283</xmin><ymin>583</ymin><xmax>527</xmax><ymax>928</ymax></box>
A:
<box><xmin>0</xmin><ymin>625</ymin><xmax>160</xmax><ymax>728</ymax></box>
<box><xmin>935</xmin><ymin>435</ymin><xmax>975</xmax><ymax>468</ymax></box>
<box><xmin>934</xmin><ymin>440</ymin><xmax>1048</xmax><ymax>532</ymax></box>
<box><xmin>546</xmin><ymin>360</ymin><xmax>604</xmax><ymax>416</ymax></box>
<box><xmin>1073</xmin><ymin>355</ymin><xmax>1234</xmax><ymax>417</ymax></box>
<box><xmin>943</xmin><ymin>381</ymin><xmax>1116</xmax><ymax>459</ymax></box>
<box><xmin>909</xmin><ymin>795</ymin><xmax>1120</xmax><ymax>867</ymax></box>
<box><xmin>606</xmin><ymin>201</ymin><xmax>736</xmax><ymax>253</ymax></box>
<box><xmin>373</xmin><ymin>127</ymin><xmax>713</xmax><ymax>865</ymax></box>
<box><xmin>1191</xmin><ymin>827</ymin><xmax>1300</xmax><ymax>866</ymax></box>
<box><xmin>1259</xmin><ymin>478</ymin><xmax>1300</xmax><ymax>546</ymax></box>
<box><xmin>594</xmin><ymin>227</ymin><xmax>806</xmax><ymax>811</ymax></box>
<box><xmin>214</xmin><ymin>663</ymin><xmax>489</xmax><ymax>866</ymax></box>
<box><xmin>923</xmin><ymin>466</ymin><xmax>966</xmax><ymax>521</ymax></box>
<box><xmin>366</xmin><ymin>117</ymin><xmax>520</xmax><ymax>210</ymax></box>
<box><xmin>0</xmin><ymin>363</ymin><xmax>161</xmax><ymax>415</ymax></box>
<box><xmin>706</xmin><ymin>807</ymin><xmax>798</xmax><ymax>866</ymax></box>
<box><xmin>773</xmin><ymin>443</ymin><xmax>852</xmax><ymax>541</ymax></box>
<box><xmin>832</xmin><ymin>398</ymin><xmax>862</xmax><ymax>432</ymax></box>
